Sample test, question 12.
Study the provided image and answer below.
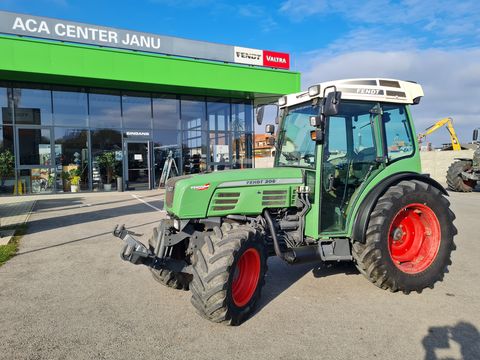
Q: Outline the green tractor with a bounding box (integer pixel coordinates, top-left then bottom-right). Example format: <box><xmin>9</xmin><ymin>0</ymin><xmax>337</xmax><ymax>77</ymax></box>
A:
<box><xmin>114</xmin><ymin>78</ymin><xmax>456</xmax><ymax>325</ymax></box>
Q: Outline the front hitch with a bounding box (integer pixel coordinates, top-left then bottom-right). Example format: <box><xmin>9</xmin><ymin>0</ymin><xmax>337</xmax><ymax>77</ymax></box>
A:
<box><xmin>113</xmin><ymin>224</ymin><xmax>155</xmax><ymax>266</ymax></box>
<box><xmin>112</xmin><ymin>224</ymin><xmax>192</xmax><ymax>274</ymax></box>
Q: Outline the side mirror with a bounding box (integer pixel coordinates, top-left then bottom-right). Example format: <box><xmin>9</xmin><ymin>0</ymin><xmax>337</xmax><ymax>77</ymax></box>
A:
<box><xmin>266</xmin><ymin>136</ymin><xmax>275</xmax><ymax>146</ymax></box>
<box><xmin>265</xmin><ymin>124</ymin><xmax>275</xmax><ymax>135</ymax></box>
<box><xmin>256</xmin><ymin>105</ymin><xmax>265</xmax><ymax>125</ymax></box>
<box><xmin>322</xmin><ymin>91</ymin><xmax>341</xmax><ymax>116</ymax></box>
<box><xmin>473</xmin><ymin>129</ymin><xmax>478</xmax><ymax>141</ymax></box>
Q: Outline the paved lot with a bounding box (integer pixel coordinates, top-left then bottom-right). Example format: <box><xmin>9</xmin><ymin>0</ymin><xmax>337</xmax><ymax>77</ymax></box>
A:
<box><xmin>0</xmin><ymin>190</ymin><xmax>479</xmax><ymax>360</ymax></box>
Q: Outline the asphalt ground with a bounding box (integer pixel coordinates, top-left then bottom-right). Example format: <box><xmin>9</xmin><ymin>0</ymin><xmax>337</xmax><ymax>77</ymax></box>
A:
<box><xmin>0</xmin><ymin>190</ymin><xmax>479</xmax><ymax>360</ymax></box>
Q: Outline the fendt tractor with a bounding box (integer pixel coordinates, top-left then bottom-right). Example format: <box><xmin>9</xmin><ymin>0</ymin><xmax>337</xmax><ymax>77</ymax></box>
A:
<box><xmin>447</xmin><ymin>128</ymin><xmax>480</xmax><ymax>192</ymax></box>
<box><xmin>114</xmin><ymin>78</ymin><xmax>456</xmax><ymax>325</ymax></box>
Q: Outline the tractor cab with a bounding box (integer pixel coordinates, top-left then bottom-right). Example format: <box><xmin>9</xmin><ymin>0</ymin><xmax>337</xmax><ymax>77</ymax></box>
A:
<box><xmin>267</xmin><ymin>79</ymin><xmax>424</xmax><ymax>233</ymax></box>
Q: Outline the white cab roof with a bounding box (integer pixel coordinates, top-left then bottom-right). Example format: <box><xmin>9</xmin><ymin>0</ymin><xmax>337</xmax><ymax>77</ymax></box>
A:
<box><xmin>280</xmin><ymin>78</ymin><xmax>424</xmax><ymax>108</ymax></box>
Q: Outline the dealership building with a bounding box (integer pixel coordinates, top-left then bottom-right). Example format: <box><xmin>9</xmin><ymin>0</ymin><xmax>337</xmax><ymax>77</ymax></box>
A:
<box><xmin>0</xmin><ymin>11</ymin><xmax>299</xmax><ymax>195</ymax></box>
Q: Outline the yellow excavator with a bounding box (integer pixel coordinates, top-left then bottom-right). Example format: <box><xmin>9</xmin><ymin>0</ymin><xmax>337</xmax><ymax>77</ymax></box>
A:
<box><xmin>417</xmin><ymin>117</ymin><xmax>461</xmax><ymax>151</ymax></box>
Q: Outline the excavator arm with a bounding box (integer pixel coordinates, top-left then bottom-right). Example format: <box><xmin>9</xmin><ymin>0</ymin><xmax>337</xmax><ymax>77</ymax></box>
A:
<box><xmin>417</xmin><ymin>117</ymin><xmax>461</xmax><ymax>151</ymax></box>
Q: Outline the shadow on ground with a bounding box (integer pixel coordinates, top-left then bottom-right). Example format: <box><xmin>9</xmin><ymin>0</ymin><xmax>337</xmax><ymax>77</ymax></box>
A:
<box><xmin>26</xmin><ymin>197</ymin><xmax>163</xmax><ymax>235</ymax></box>
<box><xmin>423</xmin><ymin>321</ymin><xmax>480</xmax><ymax>360</ymax></box>
<box><xmin>253</xmin><ymin>260</ymin><xmax>360</xmax><ymax>320</ymax></box>
<box><xmin>16</xmin><ymin>220</ymin><xmax>159</xmax><ymax>256</ymax></box>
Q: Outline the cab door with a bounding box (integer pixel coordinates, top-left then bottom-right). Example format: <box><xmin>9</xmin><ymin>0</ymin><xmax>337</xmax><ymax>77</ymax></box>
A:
<box><xmin>319</xmin><ymin>101</ymin><xmax>380</xmax><ymax>234</ymax></box>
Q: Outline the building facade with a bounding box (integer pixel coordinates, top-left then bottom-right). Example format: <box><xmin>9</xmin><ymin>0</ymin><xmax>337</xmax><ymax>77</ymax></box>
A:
<box><xmin>0</xmin><ymin>11</ymin><xmax>300</xmax><ymax>195</ymax></box>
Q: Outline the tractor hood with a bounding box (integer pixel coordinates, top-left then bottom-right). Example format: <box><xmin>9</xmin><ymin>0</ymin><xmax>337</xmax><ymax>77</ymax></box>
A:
<box><xmin>164</xmin><ymin>167</ymin><xmax>304</xmax><ymax>218</ymax></box>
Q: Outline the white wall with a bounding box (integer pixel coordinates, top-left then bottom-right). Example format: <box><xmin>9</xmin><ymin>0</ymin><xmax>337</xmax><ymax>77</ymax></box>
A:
<box><xmin>420</xmin><ymin>150</ymin><xmax>474</xmax><ymax>186</ymax></box>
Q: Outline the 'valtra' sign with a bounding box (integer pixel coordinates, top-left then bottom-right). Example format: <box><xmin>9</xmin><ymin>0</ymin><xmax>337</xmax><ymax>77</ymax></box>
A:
<box><xmin>0</xmin><ymin>11</ymin><xmax>290</xmax><ymax>70</ymax></box>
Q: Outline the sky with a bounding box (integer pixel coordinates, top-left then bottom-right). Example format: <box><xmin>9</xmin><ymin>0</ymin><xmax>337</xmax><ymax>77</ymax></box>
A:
<box><xmin>1</xmin><ymin>0</ymin><xmax>479</xmax><ymax>146</ymax></box>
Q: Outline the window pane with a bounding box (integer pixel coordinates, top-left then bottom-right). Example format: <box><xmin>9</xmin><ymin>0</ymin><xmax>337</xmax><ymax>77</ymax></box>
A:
<box><xmin>382</xmin><ymin>105</ymin><xmax>414</xmax><ymax>159</ymax></box>
<box><xmin>232</xmin><ymin>100</ymin><xmax>253</xmax><ymax>133</ymax></box>
<box><xmin>89</xmin><ymin>91</ymin><xmax>121</xmax><ymax>128</ymax></box>
<box><xmin>91</xmin><ymin>129</ymin><xmax>122</xmax><ymax>190</ymax></box>
<box><xmin>0</xmin><ymin>87</ymin><xmax>13</xmax><ymax>125</ymax></box>
<box><xmin>207</xmin><ymin>99</ymin><xmax>231</xmax><ymax>170</ymax></box>
<box><xmin>0</xmin><ymin>125</ymin><xmax>14</xmax><ymax>152</ymax></box>
<box><xmin>232</xmin><ymin>100</ymin><xmax>253</xmax><ymax>169</ymax></box>
<box><xmin>19</xmin><ymin>168</ymin><xmax>55</xmax><ymax>194</ymax></box>
<box><xmin>55</xmin><ymin>128</ymin><xmax>89</xmax><ymax>191</ymax></box>
<box><xmin>207</xmin><ymin>99</ymin><xmax>230</xmax><ymax>132</ymax></box>
<box><xmin>18</xmin><ymin>128</ymin><xmax>51</xmax><ymax>165</ymax></box>
<box><xmin>153</xmin><ymin>129</ymin><xmax>181</xmax><ymax>185</ymax></box>
<box><xmin>52</xmin><ymin>89</ymin><xmax>88</xmax><ymax>126</ymax></box>
<box><xmin>153</xmin><ymin>95</ymin><xmax>180</xmax><ymax>130</ymax></box>
<box><xmin>122</xmin><ymin>92</ymin><xmax>152</xmax><ymax>129</ymax></box>
<box><xmin>13</xmin><ymin>87</ymin><xmax>53</xmax><ymax>125</ymax></box>
<box><xmin>233</xmin><ymin>132</ymin><xmax>252</xmax><ymax>169</ymax></box>
<box><xmin>181</xmin><ymin>97</ymin><xmax>207</xmax><ymax>173</ymax></box>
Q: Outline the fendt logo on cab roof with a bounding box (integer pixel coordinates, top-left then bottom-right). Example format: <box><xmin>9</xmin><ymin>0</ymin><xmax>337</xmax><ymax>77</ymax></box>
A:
<box><xmin>356</xmin><ymin>88</ymin><xmax>380</xmax><ymax>95</ymax></box>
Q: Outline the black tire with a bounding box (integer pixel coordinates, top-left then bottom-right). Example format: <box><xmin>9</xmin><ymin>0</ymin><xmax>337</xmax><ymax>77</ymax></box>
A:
<box><xmin>148</xmin><ymin>225</ymin><xmax>191</xmax><ymax>290</ymax></box>
<box><xmin>447</xmin><ymin>160</ymin><xmax>476</xmax><ymax>192</ymax></box>
<box><xmin>190</xmin><ymin>223</ymin><xmax>268</xmax><ymax>325</ymax></box>
<box><xmin>352</xmin><ymin>180</ymin><xmax>456</xmax><ymax>294</ymax></box>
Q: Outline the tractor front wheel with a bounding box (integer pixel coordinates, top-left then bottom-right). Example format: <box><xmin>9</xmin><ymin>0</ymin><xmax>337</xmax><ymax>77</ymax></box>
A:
<box><xmin>190</xmin><ymin>223</ymin><xmax>268</xmax><ymax>325</ymax></box>
<box><xmin>352</xmin><ymin>180</ymin><xmax>456</xmax><ymax>293</ymax></box>
<box><xmin>148</xmin><ymin>224</ymin><xmax>191</xmax><ymax>290</ymax></box>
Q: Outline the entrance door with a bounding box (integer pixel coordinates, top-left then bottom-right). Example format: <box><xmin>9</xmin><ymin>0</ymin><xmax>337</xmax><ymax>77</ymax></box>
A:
<box><xmin>125</xmin><ymin>141</ymin><xmax>150</xmax><ymax>190</ymax></box>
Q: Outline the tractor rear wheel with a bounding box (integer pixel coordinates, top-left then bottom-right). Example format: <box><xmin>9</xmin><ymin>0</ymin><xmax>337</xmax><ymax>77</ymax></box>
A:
<box><xmin>447</xmin><ymin>160</ymin><xmax>477</xmax><ymax>192</ymax></box>
<box><xmin>190</xmin><ymin>223</ymin><xmax>268</xmax><ymax>325</ymax></box>
<box><xmin>352</xmin><ymin>180</ymin><xmax>456</xmax><ymax>293</ymax></box>
<box><xmin>148</xmin><ymin>225</ymin><xmax>191</xmax><ymax>290</ymax></box>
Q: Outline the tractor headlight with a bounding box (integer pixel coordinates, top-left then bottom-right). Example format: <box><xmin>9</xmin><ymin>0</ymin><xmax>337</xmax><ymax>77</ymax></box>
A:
<box><xmin>173</xmin><ymin>219</ymin><xmax>181</xmax><ymax>230</ymax></box>
<box><xmin>308</xmin><ymin>85</ymin><xmax>321</xmax><ymax>97</ymax></box>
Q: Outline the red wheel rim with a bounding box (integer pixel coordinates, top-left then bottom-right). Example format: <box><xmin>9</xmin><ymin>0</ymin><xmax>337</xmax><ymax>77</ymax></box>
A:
<box><xmin>388</xmin><ymin>203</ymin><xmax>441</xmax><ymax>274</ymax></box>
<box><xmin>232</xmin><ymin>248</ymin><xmax>261</xmax><ymax>307</ymax></box>
<box><xmin>464</xmin><ymin>179</ymin><xmax>476</xmax><ymax>188</ymax></box>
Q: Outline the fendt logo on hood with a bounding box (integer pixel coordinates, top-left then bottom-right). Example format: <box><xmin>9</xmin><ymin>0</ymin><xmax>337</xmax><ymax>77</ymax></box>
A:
<box><xmin>190</xmin><ymin>183</ymin><xmax>210</xmax><ymax>191</ymax></box>
<box><xmin>263</xmin><ymin>50</ymin><xmax>290</xmax><ymax>69</ymax></box>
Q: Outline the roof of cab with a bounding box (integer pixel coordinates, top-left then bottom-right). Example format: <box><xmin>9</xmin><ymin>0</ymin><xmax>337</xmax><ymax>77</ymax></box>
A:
<box><xmin>280</xmin><ymin>78</ymin><xmax>424</xmax><ymax>108</ymax></box>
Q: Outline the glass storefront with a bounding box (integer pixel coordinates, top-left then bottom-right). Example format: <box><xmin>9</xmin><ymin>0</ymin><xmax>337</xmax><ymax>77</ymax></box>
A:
<box><xmin>0</xmin><ymin>82</ymin><xmax>254</xmax><ymax>195</ymax></box>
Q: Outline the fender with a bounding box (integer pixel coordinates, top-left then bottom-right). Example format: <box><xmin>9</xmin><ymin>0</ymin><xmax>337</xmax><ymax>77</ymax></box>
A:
<box><xmin>351</xmin><ymin>172</ymin><xmax>447</xmax><ymax>244</ymax></box>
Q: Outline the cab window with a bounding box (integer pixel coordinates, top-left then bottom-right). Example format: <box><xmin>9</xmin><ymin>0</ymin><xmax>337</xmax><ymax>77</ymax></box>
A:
<box><xmin>382</xmin><ymin>104</ymin><xmax>414</xmax><ymax>160</ymax></box>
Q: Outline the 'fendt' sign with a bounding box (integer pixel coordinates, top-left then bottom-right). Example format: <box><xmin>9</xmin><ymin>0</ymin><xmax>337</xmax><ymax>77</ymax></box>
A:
<box><xmin>0</xmin><ymin>10</ymin><xmax>290</xmax><ymax>70</ymax></box>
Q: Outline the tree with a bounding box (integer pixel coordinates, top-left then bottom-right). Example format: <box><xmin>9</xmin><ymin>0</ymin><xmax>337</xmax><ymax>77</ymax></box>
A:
<box><xmin>0</xmin><ymin>149</ymin><xmax>15</xmax><ymax>187</ymax></box>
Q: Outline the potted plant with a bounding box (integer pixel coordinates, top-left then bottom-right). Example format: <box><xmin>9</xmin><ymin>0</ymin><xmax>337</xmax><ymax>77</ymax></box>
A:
<box><xmin>69</xmin><ymin>168</ymin><xmax>81</xmax><ymax>192</ymax></box>
<box><xmin>97</xmin><ymin>151</ymin><xmax>117</xmax><ymax>191</ymax></box>
<box><xmin>0</xmin><ymin>149</ymin><xmax>15</xmax><ymax>194</ymax></box>
<box><xmin>61</xmin><ymin>171</ymin><xmax>70</xmax><ymax>192</ymax></box>
<box><xmin>70</xmin><ymin>175</ymin><xmax>81</xmax><ymax>192</ymax></box>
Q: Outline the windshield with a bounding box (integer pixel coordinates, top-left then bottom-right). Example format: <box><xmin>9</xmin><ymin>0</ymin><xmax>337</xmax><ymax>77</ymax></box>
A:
<box><xmin>275</xmin><ymin>101</ymin><xmax>318</xmax><ymax>169</ymax></box>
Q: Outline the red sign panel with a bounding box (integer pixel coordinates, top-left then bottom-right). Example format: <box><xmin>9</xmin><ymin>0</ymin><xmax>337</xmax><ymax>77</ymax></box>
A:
<box><xmin>263</xmin><ymin>50</ymin><xmax>290</xmax><ymax>70</ymax></box>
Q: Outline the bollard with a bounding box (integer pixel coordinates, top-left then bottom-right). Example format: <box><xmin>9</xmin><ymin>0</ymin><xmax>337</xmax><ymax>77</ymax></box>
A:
<box><xmin>117</xmin><ymin>176</ymin><xmax>123</xmax><ymax>192</ymax></box>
